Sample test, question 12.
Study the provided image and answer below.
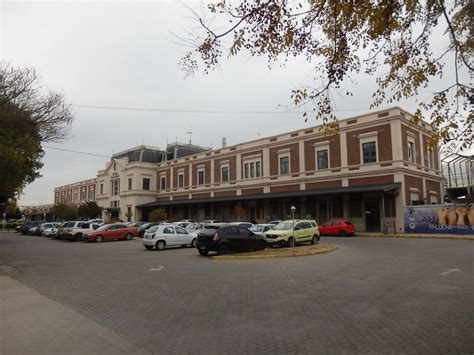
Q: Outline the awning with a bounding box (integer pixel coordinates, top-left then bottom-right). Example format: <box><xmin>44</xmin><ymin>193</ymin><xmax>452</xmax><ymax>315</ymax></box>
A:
<box><xmin>137</xmin><ymin>182</ymin><xmax>401</xmax><ymax>208</ymax></box>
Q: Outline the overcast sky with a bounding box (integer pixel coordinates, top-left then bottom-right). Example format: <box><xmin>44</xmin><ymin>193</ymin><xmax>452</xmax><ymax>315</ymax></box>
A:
<box><xmin>1</xmin><ymin>1</ymin><xmax>459</xmax><ymax>206</ymax></box>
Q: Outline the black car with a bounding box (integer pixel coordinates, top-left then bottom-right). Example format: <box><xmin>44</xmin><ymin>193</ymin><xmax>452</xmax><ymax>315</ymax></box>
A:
<box><xmin>19</xmin><ymin>221</ymin><xmax>41</xmax><ymax>235</ymax></box>
<box><xmin>138</xmin><ymin>222</ymin><xmax>160</xmax><ymax>237</ymax></box>
<box><xmin>196</xmin><ymin>225</ymin><xmax>266</xmax><ymax>256</ymax></box>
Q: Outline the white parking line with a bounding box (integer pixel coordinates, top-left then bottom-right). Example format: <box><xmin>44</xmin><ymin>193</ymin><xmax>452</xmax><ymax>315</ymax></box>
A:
<box><xmin>441</xmin><ymin>269</ymin><xmax>461</xmax><ymax>276</ymax></box>
<box><xmin>148</xmin><ymin>266</ymin><xmax>165</xmax><ymax>271</ymax></box>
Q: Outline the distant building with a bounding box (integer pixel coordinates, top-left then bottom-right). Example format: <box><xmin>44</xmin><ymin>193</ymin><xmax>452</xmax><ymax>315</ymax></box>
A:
<box><xmin>54</xmin><ymin>178</ymin><xmax>97</xmax><ymax>207</ymax></box>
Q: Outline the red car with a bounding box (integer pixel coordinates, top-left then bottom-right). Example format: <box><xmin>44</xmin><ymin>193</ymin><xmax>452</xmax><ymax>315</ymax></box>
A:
<box><xmin>83</xmin><ymin>223</ymin><xmax>139</xmax><ymax>243</ymax></box>
<box><xmin>319</xmin><ymin>220</ymin><xmax>355</xmax><ymax>237</ymax></box>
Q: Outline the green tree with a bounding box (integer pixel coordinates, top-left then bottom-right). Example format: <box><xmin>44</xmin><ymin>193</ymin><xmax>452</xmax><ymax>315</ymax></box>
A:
<box><xmin>77</xmin><ymin>202</ymin><xmax>103</xmax><ymax>220</ymax></box>
<box><xmin>0</xmin><ymin>63</ymin><xmax>73</xmax><ymax>203</ymax></box>
<box><xmin>149</xmin><ymin>208</ymin><xmax>168</xmax><ymax>222</ymax></box>
<box><xmin>50</xmin><ymin>203</ymin><xmax>78</xmax><ymax>221</ymax></box>
<box><xmin>182</xmin><ymin>1</ymin><xmax>472</xmax><ymax>151</ymax></box>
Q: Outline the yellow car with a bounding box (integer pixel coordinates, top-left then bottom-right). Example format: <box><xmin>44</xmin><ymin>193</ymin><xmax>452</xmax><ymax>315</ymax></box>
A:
<box><xmin>264</xmin><ymin>220</ymin><xmax>320</xmax><ymax>247</ymax></box>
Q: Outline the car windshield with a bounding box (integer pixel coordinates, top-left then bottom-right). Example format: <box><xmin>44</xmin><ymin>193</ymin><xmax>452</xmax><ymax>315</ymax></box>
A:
<box><xmin>96</xmin><ymin>225</ymin><xmax>109</xmax><ymax>231</ymax></box>
<box><xmin>273</xmin><ymin>222</ymin><xmax>294</xmax><ymax>230</ymax></box>
<box><xmin>147</xmin><ymin>226</ymin><xmax>159</xmax><ymax>232</ymax></box>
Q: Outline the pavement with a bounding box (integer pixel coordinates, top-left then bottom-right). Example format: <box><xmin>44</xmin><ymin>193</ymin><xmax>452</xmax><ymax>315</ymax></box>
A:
<box><xmin>0</xmin><ymin>275</ymin><xmax>149</xmax><ymax>355</ymax></box>
<box><xmin>1</xmin><ymin>232</ymin><xmax>473</xmax><ymax>354</ymax></box>
<box><xmin>356</xmin><ymin>232</ymin><xmax>474</xmax><ymax>240</ymax></box>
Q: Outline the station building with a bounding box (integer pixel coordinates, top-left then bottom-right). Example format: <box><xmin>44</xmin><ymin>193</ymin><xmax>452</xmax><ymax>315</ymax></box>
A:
<box><xmin>137</xmin><ymin>107</ymin><xmax>442</xmax><ymax>234</ymax></box>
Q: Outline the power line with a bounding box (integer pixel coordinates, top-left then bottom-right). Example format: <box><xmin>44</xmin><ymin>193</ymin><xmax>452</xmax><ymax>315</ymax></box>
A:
<box><xmin>71</xmin><ymin>103</ymin><xmax>370</xmax><ymax>114</ymax></box>
<box><xmin>43</xmin><ymin>146</ymin><xmax>111</xmax><ymax>158</ymax></box>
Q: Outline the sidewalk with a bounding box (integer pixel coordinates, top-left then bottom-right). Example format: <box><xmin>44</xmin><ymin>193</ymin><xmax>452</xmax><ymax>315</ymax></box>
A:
<box><xmin>0</xmin><ymin>275</ymin><xmax>149</xmax><ymax>355</ymax></box>
<box><xmin>356</xmin><ymin>232</ymin><xmax>474</xmax><ymax>241</ymax></box>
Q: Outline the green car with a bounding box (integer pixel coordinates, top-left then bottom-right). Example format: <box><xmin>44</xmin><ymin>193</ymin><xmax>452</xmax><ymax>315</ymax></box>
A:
<box><xmin>264</xmin><ymin>220</ymin><xmax>320</xmax><ymax>247</ymax></box>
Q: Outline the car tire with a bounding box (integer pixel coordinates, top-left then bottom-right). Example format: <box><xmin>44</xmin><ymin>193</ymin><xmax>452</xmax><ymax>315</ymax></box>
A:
<box><xmin>144</xmin><ymin>245</ymin><xmax>153</xmax><ymax>250</ymax></box>
<box><xmin>287</xmin><ymin>237</ymin><xmax>295</xmax><ymax>248</ymax></box>
<box><xmin>191</xmin><ymin>238</ymin><xmax>197</xmax><ymax>248</ymax></box>
<box><xmin>156</xmin><ymin>240</ymin><xmax>166</xmax><ymax>251</ymax></box>
<box><xmin>339</xmin><ymin>230</ymin><xmax>347</xmax><ymax>237</ymax></box>
<box><xmin>198</xmin><ymin>249</ymin><xmax>209</xmax><ymax>256</ymax></box>
<box><xmin>217</xmin><ymin>243</ymin><xmax>230</xmax><ymax>255</ymax></box>
<box><xmin>311</xmin><ymin>235</ymin><xmax>319</xmax><ymax>245</ymax></box>
<box><xmin>125</xmin><ymin>233</ymin><xmax>133</xmax><ymax>241</ymax></box>
<box><xmin>95</xmin><ymin>235</ymin><xmax>104</xmax><ymax>243</ymax></box>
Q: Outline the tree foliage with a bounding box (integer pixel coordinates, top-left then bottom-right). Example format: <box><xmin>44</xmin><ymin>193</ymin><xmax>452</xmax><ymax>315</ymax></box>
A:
<box><xmin>149</xmin><ymin>208</ymin><xmax>168</xmax><ymax>222</ymax></box>
<box><xmin>0</xmin><ymin>63</ymin><xmax>73</xmax><ymax>202</ymax></box>
<box><xmin>77</xmin><ymin>202</ymin><xmax>103</xmax><ymax>220</ymax></box>
<box><xmin>182</xmin><ymin>0</ymin><xmax>473</xmax><ymax>151</ymax></box>
<box><xmin>50</xmin><ymin>203</ymin><xmax>78</xmax><ymax>221</ymax></box>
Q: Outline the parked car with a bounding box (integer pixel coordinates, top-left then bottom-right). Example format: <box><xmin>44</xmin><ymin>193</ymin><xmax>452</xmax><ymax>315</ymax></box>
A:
<box><xmin>19</xmin><ymin>221</ymin><xmax>41</xmax><ymax>235</ymax></box>
<box><xmin>57</xmin><ymin>221</ymin><xmax>88</xmax><ymax>239</ymax></box>
<box><xmin>227</xmin><ymin>221</ymin><xmax>254</xmax><ymax>229</ymax></box>
<box><xmin>142</xmin><ymin>225</ymin><xmax>197</xmax><ymax>250</ymax></box>
<box><xmin>37</xmin><ymin>223</ymin><xmax>60</xmax><ymax>236</ymax></box>
<box><xmin>62</xmin><ymin>222</ymin><xmax>101</xmax><ymax>241</ymax></box>
<box><xmin>27</xmin><ymin>226</ymin><xmax>39</xmax><ymax>235</ymax></box>
<box><xmin>83</xmin><ymin>223</ymin><xmax>139</xmax><ymax>243</ymax></box>
<box><xmin>264</xmin><ymin>220</ymin><xmax>320</xmax><ymax>247</ymax></box>
<box><xmin>42</xmin><ymin>223</ymin><xmax>61</xmax><ymax>237</ymax></box>
<box><xmin>250</xmin><ymin>224</ymin><xmax>275</xmax><ymax>236</ymax></box>
<box><xmin>87</xmin><ymin>219</ymin><xmax>104</xmax><ymax>225</ymax></box>
<box><xmin>319</xmin><ymin>220</ymin><xmax>355</xmax><ymax>237</ymax></box>
<box><xmin>196</xmin><ymin>224</ymin><xmax>266</xmax><ymax>256</ymax></box>
<box><xmin>138</xmin><ymin>222</ymin><xmax>160</xmax><ymax>237</ymax></box>
<box><xmin>269</xmin><ymin>220</ymin><xmax>282</xmax><ymax>225</ymax></box>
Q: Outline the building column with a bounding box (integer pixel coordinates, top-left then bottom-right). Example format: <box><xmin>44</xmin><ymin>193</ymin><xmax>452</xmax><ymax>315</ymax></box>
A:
<box><xmin>262</xmin><ymin>147</ymin><xmax>270</xmax><ymax>177</ymax></box>
<box><xmin>340</xmin><ymin>130</ymin><xmax>348</xmax><ymax>168</ymax></box>
<box><xmin>391</xmin><ymin>120</ymin><xmax>403</xmax><ymax>161</ymax></box>
<box><xmin>342</xmin><ymin>194</ymin><xmax>350</xmax><ymax>219</ymax></box>
<box><xmin>393</xmin><ymin>172</ymin><xmax>405</xmax><ymax>233</ymax></box>
<box><xmin>210</xmin><ymin>159</ymin><xmax>215</xmax><ymax>184</ymax></box>
<box><xmin>236</xmin><ymin>153</ymin><xmax>242</xmax><ymax>180</ymax></box>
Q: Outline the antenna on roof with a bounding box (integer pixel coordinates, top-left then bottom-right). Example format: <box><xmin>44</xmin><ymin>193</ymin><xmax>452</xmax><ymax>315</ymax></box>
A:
<box><xmin>186</xmin><ymin>124</ymin><xmax>192</xmax><ymax>145</ymax></box>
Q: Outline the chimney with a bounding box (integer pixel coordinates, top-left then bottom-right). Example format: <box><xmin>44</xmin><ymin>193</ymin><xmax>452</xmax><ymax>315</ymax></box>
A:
<box><xmin>222</xmin><ymin>137</ymin><xmax>227</xmax><ymax>148</ymax></box>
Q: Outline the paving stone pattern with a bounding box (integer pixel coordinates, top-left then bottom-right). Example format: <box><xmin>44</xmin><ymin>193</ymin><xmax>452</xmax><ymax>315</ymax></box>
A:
<box><xmin>0</xmin><ymin>234</ymin><xmax>473</xmax><ymax>354</ymax></box>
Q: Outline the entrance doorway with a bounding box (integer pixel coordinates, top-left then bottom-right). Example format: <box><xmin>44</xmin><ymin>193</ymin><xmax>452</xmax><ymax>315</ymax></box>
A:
<box><xmin>364</xmin><ymin>200</ymin><xmax>380</xmax><ymax>232</ymax></box>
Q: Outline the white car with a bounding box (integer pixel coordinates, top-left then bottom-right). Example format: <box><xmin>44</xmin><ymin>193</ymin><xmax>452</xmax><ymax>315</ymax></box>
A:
<box><xmin>250</xmin><ymin>224</ymin><xmax>275</xmax><ymax>236</ymax></box>
<box><xmin>143</xmin><ymin>225</ymin><xmax>197</xmax><ymax>250</ymax></box>
<box><xmin>41</xmin><ymin>223</ymin><xmax>61</xmax><ymax>236</ymax></box>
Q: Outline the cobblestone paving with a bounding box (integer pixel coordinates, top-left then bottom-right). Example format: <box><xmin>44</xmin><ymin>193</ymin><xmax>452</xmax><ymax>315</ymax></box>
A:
<box><xmin>1</xmin><ymin>233</ymin><xmax>473</xmax><ymax>354</ymax></box>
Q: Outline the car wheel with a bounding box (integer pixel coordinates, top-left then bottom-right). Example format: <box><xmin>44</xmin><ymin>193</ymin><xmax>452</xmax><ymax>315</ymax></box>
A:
<box><xmin>339</xmin><ymin>230</ymin><xmax>347</xmax><ymax>237</ymax></box>
<box><xmin>287</xmin><ymin>237</ymin><xmax>295</xmax><ymax>248</ymax></box>
<box><xmin>156</xmin><ymin>240</ymin><xmax>166</xmax><ymax>251</ymax></box>
<box><xmin>217</xmin><ymin>243</ymin><xmax>230</xmax><ymax>255</ymax></box>
<box><xmin>144</xmin><ymin>245</ymin><xmax>153</xmax><ymax>250</ymax></box>
<box><xmin>198</xmin><ymin>249</ymin><xmax>209</xmax><ymax>256</ymax></box>
<box><xmin>95</xmin><ymin>235</ymin><xmax>104</xmax><ymax>243</ymax></box>
<box><xmin>125</xmin><ymin>233</ymin><xmax>133</xmax><ymax>241</ymax></box>
<box><xmin>311</xmin><ymin>235</ymin><xmax>319</xmax><ymax>245</ymax></box>
<box><xmin>191</xmin><ymin>238</ymin><xmax>197</xmax><ymax>248</ymax></box>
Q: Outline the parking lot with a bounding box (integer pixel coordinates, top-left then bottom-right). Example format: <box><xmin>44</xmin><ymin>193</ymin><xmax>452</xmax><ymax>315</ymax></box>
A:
<box><xmin>1</xmin><ymin>233</ymin><xmax>473</xmax><ymax>354</ymax></box>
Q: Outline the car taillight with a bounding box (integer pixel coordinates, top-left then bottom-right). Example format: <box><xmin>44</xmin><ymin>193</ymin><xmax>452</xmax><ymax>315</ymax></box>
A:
<box><xmin>213</xmin><ymin>232</ymin><xmax>220</xmax><ymax>241</ymax></box>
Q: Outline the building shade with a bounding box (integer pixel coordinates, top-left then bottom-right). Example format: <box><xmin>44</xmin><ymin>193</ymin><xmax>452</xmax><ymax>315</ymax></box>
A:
<box><xmin>137</xmin><ymin>183</ymin><xmax>401</xmax><ymax>208</ymax></box>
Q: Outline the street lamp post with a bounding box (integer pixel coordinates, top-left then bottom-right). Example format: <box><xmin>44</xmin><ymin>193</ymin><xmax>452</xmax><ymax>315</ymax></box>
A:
<box><xmin>43</xmin><ymin>212</ymin><xmax>46</xmax><ymax>222</ymax></box>
<box><xmin>290</xmin><ymin>205</ymin><xmax>296</xmax><ymax>256</ymax></box>
<box><xmin>2</xmin><ymin>213</ymin><xmax>5</xmax><ymax>232</ymax></box>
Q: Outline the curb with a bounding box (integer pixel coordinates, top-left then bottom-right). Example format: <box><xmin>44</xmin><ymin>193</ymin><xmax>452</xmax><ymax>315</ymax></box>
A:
<box><xmin>211</xmin><ymin>244</ymin><xmax>338</xmax><ymax>260</ymax></box>
<box><xmin>356</xmin><ymin>234</ymin><xmax>474</xmax><ymax>241</ymax></box>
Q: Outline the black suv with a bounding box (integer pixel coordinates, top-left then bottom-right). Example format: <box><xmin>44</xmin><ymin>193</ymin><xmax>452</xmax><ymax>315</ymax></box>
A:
<box><xmin>196</xmin><ymin>225</ymin><xmax>266</xmax><ymax>256</ymax></box>
<box><xmin>19</xmin><ymin>221</ymin><xmax>41</xmax><ymax>235</ymax></box>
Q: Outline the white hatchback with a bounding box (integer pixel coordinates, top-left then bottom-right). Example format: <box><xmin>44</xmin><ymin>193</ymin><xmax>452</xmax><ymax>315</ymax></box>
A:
<box><xmin>143</xmin><ymin>225</ymin><xmax>197</xmax><ymax>250</ymax></box>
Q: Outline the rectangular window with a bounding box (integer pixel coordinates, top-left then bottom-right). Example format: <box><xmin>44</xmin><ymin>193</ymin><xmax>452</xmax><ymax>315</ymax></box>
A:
<box><xmin>128</xmin><ymin>178</ymin><xmax>132</xmax><ymax>191</ymax></box>
<box><xmin>160</xmin><ymin>176</ymin><xmax>166</xmax><ymax>190</ymax></box>
<box><xmin>317</xmin><ymin>149</ymin><xmax>329</xmax><ymax>170</ymax></box>
<box><xmin>408</xmin><ymin>141</ymin><xmax>415</xmax><ymax>163</ymax></box>
<box><xmin>198</xmin><ymin>170</ymin><xmax>204</xmax><ymax>185</ymax></box>
<box><xmin>250</xmin><ymin>162</ymin><xmax>255</xmax><ymax>178</ymax></box>
<box><xmin>111</xmin><ymin>180</ymin><xmax>119</xmax><ymax>196</ymax></box>
<box><xmin>244</xmin><ymin>163</ymin><xmax>249</xmax><ymax>179</ymax></box>
<box><xmin>221</xmin><ymin>166</ymin><xmax>229</xmax><ymax>182</ymax></box>
<box><xmin>178</xmin><ymin>174</ymin><xmax>184</xmax><ymax>188</ymax></box>
<box><xmin>255</xmin><ymin>161</ymin><xmax>261</xmax><ymax>177</ymax></box>
<box><xmin>280</xmin><ymin>156</ymin><xmax>289</xmax><ymax>175</ymax></box>
<box><xmin>362</xmin><ymin>142</ymin><xmax>377</xmax><ymax>164</ymax></box>
<box><xmin>142</xmin><ymin>178</ymin><xmax>150</xmax><ymax>190</ymax></box>
<box><xmin>427</xmin><ymin>149</ymin><xmax>434</xmax><ymax>168</ymax></box>
<box><xmin>100</xmin><ymin>184</ymin><xmax>103</xmax><ymax>195</ymax></box>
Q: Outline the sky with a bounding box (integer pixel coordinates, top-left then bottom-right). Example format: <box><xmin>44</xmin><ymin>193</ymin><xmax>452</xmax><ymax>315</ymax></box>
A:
<box><xmin>0</xmin><ymin>1</ymin><xmax>461</xmax><ymax>206</ymax></box>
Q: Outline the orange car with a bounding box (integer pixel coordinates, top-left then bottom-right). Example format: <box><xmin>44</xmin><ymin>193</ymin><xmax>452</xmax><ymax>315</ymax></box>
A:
<box><xmin>83</xmin><ymin>223</ymin><xmax>139</xmax><ymax>243</ymax></box>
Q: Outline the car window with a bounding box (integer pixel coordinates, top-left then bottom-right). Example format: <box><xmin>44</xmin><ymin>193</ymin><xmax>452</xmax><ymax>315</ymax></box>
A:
<box><xmin>82</xmin><ymin>223</ymin><xmax>90</xmax><ymax>229</ymax></box>
<box><xmin>175</xmin><ymin>227</ymin><xmax>187</xmax><ymax>234</ymax></box>
<box><xmin>163</xmin><ymin>227</ymin><xmax>175</xmax><ymax>234</ymax></box>
<box><xmin>92</xmin><ymin>224</ymin><xmax>100</xmax><ymax>230</ymax></box>
<box><xmin>310</xmin><ymin>221</ymin><xmax>316</xmax><ymax>227</ymax></box>
<box><xmin>64</xmin><ymin>222</ymin><xmax>76</xmax><ymax>228</ymax></box>
<box><xmin>77</xmin><ymin>222</ymin><xmax>84</xmax><ymax>228</ymax></box>
<box><xmin>115</xmin><ymin>224</ymin><xmax>127</xmax><ymax>229</ymax></box>
<box><xmin>237</xmin><ymin>226</ymin><xmax>252</xmax><ymax>236</ymax></box>
<box><xmin>295</xmin><ymin>223</ymin><xmax>304</xmax><ymax>230</ymax></box>
<box><xmin>148</xmin><ymin>226</ymin><xmax>159</xmax><ymax>233</ymax></box>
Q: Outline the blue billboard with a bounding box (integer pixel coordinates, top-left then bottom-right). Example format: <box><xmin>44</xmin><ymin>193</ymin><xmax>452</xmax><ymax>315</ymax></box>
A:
<box><xmin>404</xmin><ymin>205</ymin><xmax>474</xmax><ymax>235</ymax></box>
